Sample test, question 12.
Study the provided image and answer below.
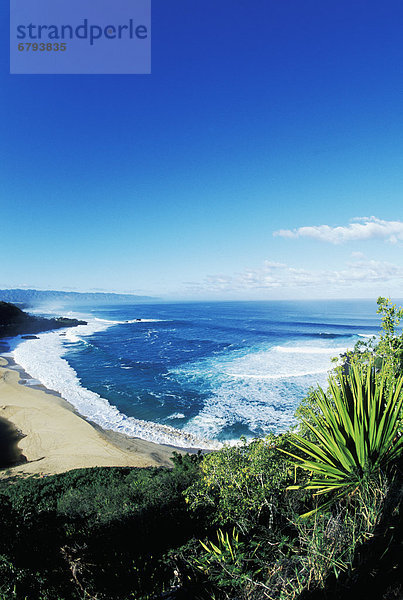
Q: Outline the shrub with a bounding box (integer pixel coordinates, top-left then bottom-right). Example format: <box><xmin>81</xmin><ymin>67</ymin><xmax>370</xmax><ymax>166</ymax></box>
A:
<box><xmin>0</xmin><ymin>455</ymin><xmax>204</xmax><ymax>599</ymax></box>
<box><xmin>284</xmin><ymin>361</ymin><xmax>403</xmax><ymax>514</ymax></box>
<box><xmin>185</xmin><ymin>435</ymin><xmax>296</xmax><ymax>534</ymax></box>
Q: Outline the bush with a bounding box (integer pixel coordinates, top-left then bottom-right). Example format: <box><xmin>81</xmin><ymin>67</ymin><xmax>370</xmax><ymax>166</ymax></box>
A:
<box><xmin>0</xmin><ymin>454</ymin><xmax>204</xmax><ymax>599</ymax></box>
<box><xmin>185</xmin><ymin>434</ymin><xmax>298</xmax><ymax>534</ymax></box>
<box><xmin>285</xmin><ymin>361</ymin><xmax>403</xmax><ymax>514</ymax></box>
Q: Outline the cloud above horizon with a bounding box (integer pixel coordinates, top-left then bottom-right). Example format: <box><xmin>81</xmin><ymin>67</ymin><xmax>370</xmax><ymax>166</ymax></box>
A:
<box><xmin>186</xmin><ymin>255</ymin><xmax>403</xmax><ymax>294</ymax></box>
<box><xmin>274</xmin><ymin>217</ymin><xmax>403</xmax><ymax>244</ymax></box>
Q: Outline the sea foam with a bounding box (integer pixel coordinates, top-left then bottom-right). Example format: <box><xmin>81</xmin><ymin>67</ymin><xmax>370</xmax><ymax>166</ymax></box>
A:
<box><xmin>11</xmin><ymin>319</ymin><xmax>220</xmax><ymax>450</ymax></box>
<box><xmin>173</xmin><ymin>340</ymin><xmax>353</xmax><ymax>440</ymax></box>
<box><xmin>8</xmin><ymin>309</ymin><xmax>359</xmax><ymax>446</ymax></box>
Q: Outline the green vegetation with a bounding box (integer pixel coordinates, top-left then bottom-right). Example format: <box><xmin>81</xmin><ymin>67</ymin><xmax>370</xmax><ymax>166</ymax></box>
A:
<box><xmin>285</xmin><ymin>362</ymin><xmax>403</xmax><ymax>512</ymax></box>
<box><xmin>0</xmin><ymin>302</ymin><xmax>86</xmax><ymax>338</ymax></box>
<box><xmin>338</xmin><ymin>296</ymin><xmax>403</xmax><ymax>380</ymax></box>
<box><xmin>0</xmin><ymin>455</ymin><xmax>204</xmax><ymax>600</ymax></box>
<box><xmin>375</xmin><ymin>297</ymin><xmax>403</xmax><ymax>375</ymax></box>
<box><xmin>185</xmin><ymin>435</ymin><xmax>296</xmax><ymax>532</ymax></box>
<box><xmin>0</xmin><ymin>297</ymin><xmax>402</xmax><ymax>599</ymax></box>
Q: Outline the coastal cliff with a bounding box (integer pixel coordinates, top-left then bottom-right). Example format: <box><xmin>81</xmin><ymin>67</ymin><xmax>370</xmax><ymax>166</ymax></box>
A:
<box><xmin>0</xmin><ymin>301</ymin><xmax>87</xmax><ymax>338</ymax></box>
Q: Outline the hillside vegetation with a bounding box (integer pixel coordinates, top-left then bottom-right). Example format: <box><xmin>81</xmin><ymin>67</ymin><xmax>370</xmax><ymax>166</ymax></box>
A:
<box><xmin>0</xmin><ymin>289</ymin><xmax>155</xmax><ymax>306</ymax></box>
<box><xmin>0</xmin><ymin>297</ymin><xmax>402</xmax><ymax>600</ymax></box>
<box><xmin>0</xmin><ymin>302</ymin><xmax>86</xmax><ymax>338</ymax></box>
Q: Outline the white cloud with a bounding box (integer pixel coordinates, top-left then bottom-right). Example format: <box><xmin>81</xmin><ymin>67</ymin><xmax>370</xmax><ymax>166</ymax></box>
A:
<box><xmin>274</xmin><ymin>217</ymin><xmax>403</xmax><ymax>244</ymax></box>
<box><xmin>186</xmin><ymin>255</ymin><xmax>403</xmax><ymax>294</ymax></box>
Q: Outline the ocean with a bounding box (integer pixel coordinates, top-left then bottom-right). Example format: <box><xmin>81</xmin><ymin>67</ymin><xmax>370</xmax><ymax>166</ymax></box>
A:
<box><xmin>8</xmin><ymin>300</ymin><xmax>380</xmax><ymax>449</ymax></box>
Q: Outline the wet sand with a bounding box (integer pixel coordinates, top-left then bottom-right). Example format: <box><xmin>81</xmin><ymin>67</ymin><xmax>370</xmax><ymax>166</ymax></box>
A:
<box><xmin>0</xmin><ymin>356</ymin><xmax>181</xmax><ymax>478</ymax></box>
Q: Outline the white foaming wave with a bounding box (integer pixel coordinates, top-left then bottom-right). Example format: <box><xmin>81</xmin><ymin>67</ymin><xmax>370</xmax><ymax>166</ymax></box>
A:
<box><xmin>178</xmin><ymin>339</ymin><xmax>354</xmax><ymax>441</ymax></box>
<box><xmin>226</xmin><ymin>369</ymin><xmax>329</xmax><ymax>379</ymax></box>
<box><xmin>12</xmin><ymin>327</ymin><xmax>219</xmax><ymax>450</ymax></box>
<box><xmin>62</xmin><ymin>319</ymin><xmax>113</xmax><ymax>344</ymax></box>
<box><xmin>274</xmin><ymin>345</ymin><xmax>348</xmax><ymax>355</ymax></box>
<box><xmin>220</xmin><ymin>343</ymin><xmax>350</xmax><ymax>381</ymax></box>
<box><xmin>185</xmin><ymin>391</ymin><xmax>299</xmax><ymax>440</ymax></box>
<box><xmin>60</xmin><ymin>315</ymin><xmax>162</xmax><ymax>345</ymax></box>
<box><xmin>94</xmin><ymin>318</ymin><xmax>165</xmax><ymax>324</ymax></box>
<box><xmin>166</xmin><ymin>412</ymin><xmax>186</xmax><ymax>420</ymax></box>
<box><xmin>182</xmin><ymin>364</ymin><xmax>304</xmax><ymax>440</ymax></box>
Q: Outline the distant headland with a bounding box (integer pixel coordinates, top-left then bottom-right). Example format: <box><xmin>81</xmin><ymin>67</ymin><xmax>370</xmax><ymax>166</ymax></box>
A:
<box><xmin>0</xmin><ymin>301</ymin><xmax>87</xmax><ymax>338</ymax></box>
<box><xmin>0</xmin><ymin>288</ymin><xmax>156</xmax><ymax>307</ymax></box>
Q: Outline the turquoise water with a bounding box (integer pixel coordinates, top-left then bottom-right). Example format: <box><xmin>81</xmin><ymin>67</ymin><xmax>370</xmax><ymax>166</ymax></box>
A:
<box><xmin>11</xmin><ymin>300</ymin><xmax>380</xmax><ymax>447</ymax></box>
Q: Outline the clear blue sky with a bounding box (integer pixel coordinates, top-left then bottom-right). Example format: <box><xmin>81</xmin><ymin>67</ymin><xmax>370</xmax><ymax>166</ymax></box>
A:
<box><xmin>1</xmin><ymin>0</ymin><xmax>403</xmax><ymax>299</ymax></box>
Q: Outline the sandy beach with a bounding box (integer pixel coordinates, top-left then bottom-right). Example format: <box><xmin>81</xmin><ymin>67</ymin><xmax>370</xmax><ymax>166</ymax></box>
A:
<box><xmin>0</xmin><ymin>356</ymin><xmax>179</xmax><ymax>478</ymax></box>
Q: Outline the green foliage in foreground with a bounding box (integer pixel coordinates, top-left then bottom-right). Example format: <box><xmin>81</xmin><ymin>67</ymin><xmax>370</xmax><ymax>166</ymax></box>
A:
<box><xmin>1</xmin><ymin>297</ymin><xmax>403</xmax><ymax>600</ymax></box>
<box><xmin>337</xmin><ymin>296</ymin><xmax>403</xmax><ymax>383</ymax></box>
<box><xmin>0</xmin><ymin>454</ymin><xmax>204</xmax><ymax>600</ymax></box>
<box><xmin>0</xmin><ymin>436</ymin><xmax>401</xmax><ymax>600</ymax></box>
<box><xmin>376</xmin><ymin>296</ymin><xmax>403</xmax><ymax>376</ymax></box>
<box><xmin>185</xmin><ymin>434</ymin><xmax>299</xmax><ymax>533</ymax></box>
<box><xmin>285</xmin><ymin>361</ymin><xmax>403</xmax><ymax>512</ymax></box>
<box><xmin>178</xmin><ymin>457</ymin><xmax>396</xmax><ymax>600</ymax></box>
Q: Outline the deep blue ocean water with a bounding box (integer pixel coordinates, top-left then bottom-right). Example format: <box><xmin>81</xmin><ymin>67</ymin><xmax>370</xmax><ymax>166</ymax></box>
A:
<box><xmin>11</xmin><ymin>300</ymin><xmax>380</xmax><ymax>448</ymax></box>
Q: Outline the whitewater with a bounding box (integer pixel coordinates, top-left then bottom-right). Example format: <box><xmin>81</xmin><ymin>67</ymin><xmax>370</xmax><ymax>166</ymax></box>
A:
<box><xmin>6</xmin><ymin>300</ymin><xmax>379</xmax><ymax>448</ymax></box>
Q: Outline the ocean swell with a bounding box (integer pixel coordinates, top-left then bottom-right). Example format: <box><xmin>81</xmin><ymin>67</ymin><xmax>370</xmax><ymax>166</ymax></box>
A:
<box><xmin>10</xmin><ymin>320</ymin><xmax>220</xmax><ymax>450</ymax></box>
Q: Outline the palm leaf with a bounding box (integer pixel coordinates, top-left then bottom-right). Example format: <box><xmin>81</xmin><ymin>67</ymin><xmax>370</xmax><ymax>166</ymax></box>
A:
<box><xmin>287</xmin><ymin>360</ymin><xmax>403</xmax><ymax>513</ymax></box>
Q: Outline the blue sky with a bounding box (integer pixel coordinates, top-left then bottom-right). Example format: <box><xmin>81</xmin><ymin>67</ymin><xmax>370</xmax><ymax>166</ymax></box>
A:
<box><xmin>1</xmin><ymin>0</ymin><xmax>403</xmax><ymax>300</ymax></box>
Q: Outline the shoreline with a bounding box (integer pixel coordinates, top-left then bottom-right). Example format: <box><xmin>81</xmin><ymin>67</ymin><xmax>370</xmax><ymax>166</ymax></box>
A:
<box><xmin>0</xmin><ymin>355</ymin><xmax>185</xmax><ymax>478</ymax></box>
<box><xmin>7</xmin><ymin>318</ymin><xmax>218</xmax><ymax>450</ymax></box>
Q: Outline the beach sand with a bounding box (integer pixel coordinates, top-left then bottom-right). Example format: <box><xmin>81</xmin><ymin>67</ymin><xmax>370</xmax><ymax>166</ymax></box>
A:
<box><xmin>0</xmin><ymin>356</ymin><xmax>179</xmax><ymax>478</ymax></box>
